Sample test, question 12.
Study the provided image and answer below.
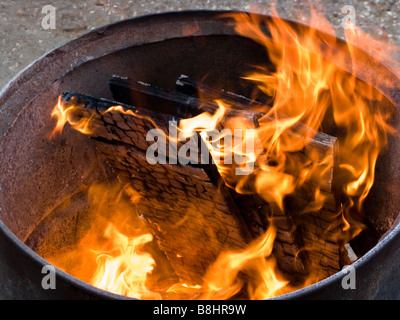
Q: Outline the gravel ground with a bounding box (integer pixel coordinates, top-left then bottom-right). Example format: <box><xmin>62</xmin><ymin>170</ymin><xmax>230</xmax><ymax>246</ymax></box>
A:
<box><xmin>0</xmin><ymin>0</ymin><xmax>399</xmax><ymax>89</ymax></box>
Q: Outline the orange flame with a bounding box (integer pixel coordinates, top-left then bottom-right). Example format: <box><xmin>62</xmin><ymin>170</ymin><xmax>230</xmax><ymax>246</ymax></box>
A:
<box><xmin>91</xmin><ymin>224</ymin><xmax>159</xmax><ymax>300</ymax></box>
<box><xmin>219</xmin><ymin>9</ymin><xmax>396</xmax><ymax>243</ymax></box>
<box><xmin>47</xmin><ymin>5</ymin><xmax>397</xmax><ymax>300</ymax></box>
<box><xmin>51</xmin><ymin>96</ymin><xmax>93</xmax><ymax>136</ymax></box>
<box><xmin>200</xmin><ymin>224</ymin><xmax>290</xmax><ymax>300</ymax></box>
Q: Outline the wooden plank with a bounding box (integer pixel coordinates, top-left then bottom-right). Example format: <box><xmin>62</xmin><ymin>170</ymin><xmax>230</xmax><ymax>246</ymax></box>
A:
<box><xmin>110</xmin><ymin>76</ymin><xmax>337</xmax><ymax>193</ymax></box>
<box><xmin>61</xmin><ymin>83</ymin><xmax>342</xmax><ymax>281</ymax></box>
<box><xmin>60</xmin><ymin>92</ymin><xmax>252</xmax><ymax>286</ymax></box>
<box><xmin>108</xmin><ymin>77</ymin><xmax>343</xmax><ymax>278</ymax></box>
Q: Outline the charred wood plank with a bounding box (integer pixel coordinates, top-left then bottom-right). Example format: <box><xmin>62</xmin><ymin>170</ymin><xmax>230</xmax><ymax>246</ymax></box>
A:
<box><xmin>62</xmin><ymin>79</ymin><xmax>342</xmax><ymax>281</ymax></box>
<box><xmin>176</xmin><ymin>74</ymin><xmax>268</xmax><ymax>112</ymax></box>
<box><xmin>108</xmin><ymin>76</ymin><xmax>260</xmax><ymax>126</ymax></box>
<box><xmin>61</xmin><ymin>91</ymin><xmax>212</xmax><ymax>164</ymax></box>
<box><xmin>60</xmin><ymin>92</ymin><xmax>252</xmax><ymax>286</ymax></box>
<box><xmin>110</xmin><ymin>75</ymin><xmax>336</xmax><ymax>193</ymax></box>
<box><xmin>108</xmin><ymin>76</ymin><xmax>342</xmax><ymax>278</ymax></box>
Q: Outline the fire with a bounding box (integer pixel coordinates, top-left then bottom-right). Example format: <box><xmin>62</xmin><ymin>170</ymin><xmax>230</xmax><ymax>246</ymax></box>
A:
<box><xmin>200</xmin><ymin>224</ymin><xmax>289</xmax><ymax>300</ymax></box>
<box><xmin>51</xmin><ymin>95</ymin><xmax>94</xmax><ymax>136</ymax></box>
<box><xmin>47</xmin><ymin>5</ymin><xmax>397</xmax><ymax>300</ymax></box>
<box><xmin>219</xmin><ymin>9</ymin><xmax>396</xmax><ymax>243</ymax></box>
<box><xmin>46</xmin><ymin>181</ymin><xmax>167</xmax><ymax>299</ymax></box>
<box><xmin>91</xmin><ymin>225</ymin><xmax>157</xmax><ymax>299</ymax></box>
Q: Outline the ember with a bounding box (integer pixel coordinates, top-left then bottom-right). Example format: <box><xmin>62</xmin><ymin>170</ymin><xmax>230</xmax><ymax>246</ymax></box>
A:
<box><xmin>45</xmin><ymin>9</ymin><xmax>396</xmax><ymax>300</ymax></box>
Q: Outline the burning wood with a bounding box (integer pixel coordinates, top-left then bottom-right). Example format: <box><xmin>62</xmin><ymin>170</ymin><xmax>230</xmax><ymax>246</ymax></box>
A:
<box><xmin>60</xmin><ymin>92</ymin><xmax>252</xmax><ymax>286</ymax></box>
<box><xmin>59</xmin><ymin>71</ymin><xmax>342</xmax><ymax>284</ymax></box>
<box><xmin>110</xmin><ymin>75</ymin><xmax>337</xmax><ymax>192</ymax></box>
<box><xmin>108</xmin><ymin>76</ymin><xmax>342</xmax><ymax>278</ymax></box>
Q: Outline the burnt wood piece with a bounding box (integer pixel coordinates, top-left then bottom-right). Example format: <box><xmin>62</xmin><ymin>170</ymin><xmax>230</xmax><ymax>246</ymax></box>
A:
<box><xmin>176</xmin><ymin>74</ymin><xmax>269</xmax><ymax>112</ymax></box>
<box><xmin>233</xmin><ymin>193</ymin><xmax>308</xmax><ymax>276</ymax></box>
<box><xmin>109</xmin><ymin>76</ymin><xmax>203</xmax><ymax>120</ymax></box>
<box><xmin>60</xmin><ymin>92</ymin><xmax>252</xmax><ymax>286</ymax></box>
<box><xmin>175</xmin><ymin>75</ymin><xmax>342</xmax><ymax>278</ymax></box>
<box><xmin>108</xmin><ymin>76</ymin><xmax>262</xmax><ymax>123</ymax></box>
<box><xmin>109</xmin><ymin>76</ymin><xmax>341</xmax><ymax>278</ymax></box>
<box><xmin>108</xmin><ymin>77</ymin><xmax>308</xmax><ymax>276</ymax></box>
<box><xmin>111</xmin><ymin>75</ymin><xmax>336</xmax><ymax>192</ymax></box>
<box><xmin>108</xmin><ymin>77</ymin><xmax>262</xmax><ymax>165</ymax></box>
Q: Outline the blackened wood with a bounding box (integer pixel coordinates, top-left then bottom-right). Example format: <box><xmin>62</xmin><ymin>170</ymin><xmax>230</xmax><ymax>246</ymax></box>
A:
<box><xmin>108</xmin><ymin>76</ymin><xmax>342</xmax><ymax>277</ymax></box>
<box><xmin>109</xmin><ymin>76</ymin><xmax>202</xmax><ymax>119</ymax></box>
<box><xmin>110</xmin><ymin>76</ymin><xmax>336</xmax><ymax>193</ymax></box>
<box><xmin>60</xmin><ymin>92</ymin><xmax>252</xmax><ymax>285</ymax></box>
<box><xmin>62</xmin><ymin>87</ymin><xmax>341</xmax><ymax>280</ymax></box>
<box><xmin>108</xmin><ymin>76</ymin><xmax>261</xmax><ymax>125</ymax></box>
<box><xmin>61</xmin><ymin>91</ymin><xmax>210</xmax><ymax>164</ymax></box>
<box><xmin>176</xmin><ymin>74</ymin><xmax>267</xmax><ymax>111</ymax></box>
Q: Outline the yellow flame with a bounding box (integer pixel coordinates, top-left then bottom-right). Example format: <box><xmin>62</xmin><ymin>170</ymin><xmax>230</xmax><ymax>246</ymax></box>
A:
<box><xmin>91</xmin><ymin>224</ymin><xmax>160</xmax><ymax>300</ymax></box>
<box><xmin>51</xmin><ymin>96</ymin><xmax>93</xmax><ymax>136</ymax></box>
<box><xmin>201</xmin><ymin>223</ymin><xmax>289</xmax><ymax>300</ymax></box>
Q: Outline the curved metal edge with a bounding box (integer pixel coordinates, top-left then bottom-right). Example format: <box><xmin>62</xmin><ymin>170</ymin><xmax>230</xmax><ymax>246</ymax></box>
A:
<box><xmin>0</xmin><ymin>10</ymin><xmax>233</xmax><ymax>138</ymax></box>
<box><xmin>0</xmin><ymin>218</ymin><xmax>131</xmax><ymax>300</ymax></box>
<box><xmin>2</xmin><ymin>9</ymin><xmax>399</xmax><ymax>137</ymax></box>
